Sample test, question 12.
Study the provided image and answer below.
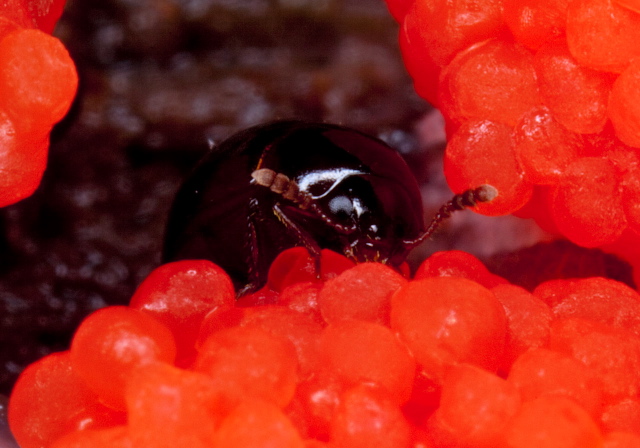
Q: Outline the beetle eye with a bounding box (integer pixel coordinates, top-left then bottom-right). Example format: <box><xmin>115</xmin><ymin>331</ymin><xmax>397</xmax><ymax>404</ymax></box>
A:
<box><xmin>328</xmin><ymin>195</ymin><xmax>357</xmax><ymax>221</ymax></box>
<box><xmin>319</xmin><ymin>176</ymin><xmax>377</xmax><ymax>231</ymax></box>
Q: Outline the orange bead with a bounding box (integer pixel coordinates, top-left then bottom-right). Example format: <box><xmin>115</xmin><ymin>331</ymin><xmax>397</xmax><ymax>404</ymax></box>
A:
<box><xmin>0</xmin><ymin>0</ymin><xmax>66</xmax><ymax>32</ymax></box>
<box><xmin>513</xmin><ymin>106</ymin><xmax>583</xmax><ymax>185</ymax></box>
<box><xmin>267</xmin><ymin>248</ymin><xmax>355</xmax><ymax>292</ymax></box>
<box><xmin>391</xmin><ymin>277</ymin><xmax>506</xmax><ymax>382</ymax></box>
<box><xmin>429</xmin><ymin>364</ymin><xmax>521</xmax><ymax>448</ymax></box>
<box><xmin>9</xmin><ymin>352</ymin><xmax>124</xmax><ymax>448</ymax></box>
<box><xmin>30</xmin><ymin>0</ymin><xmax>67</xmax><ymax>33</ymax></box>
<box><xmin>492</xmin><ymin>284</ymin><xmax>552</xmax><ymax>372</ymax></box>
<box><xmin>550</xmin><ymin>157</ymin><xmax>627</xmax><ymax>247</ymax></box>
<box><xmin>401</xmin><ymin>371</ymin><xmax>441</xmax><ymax>427</ymax></box>
<box><xmin>290</xmin><ymin>373</ymin><xmax>345</xmax><ymax>441</ymax></box>
<box><xmin>0</xmin><ymin>1</ymin><xmax>34</xmax><ymax>28</ymax></box>
<box><xmin>550</xmin><ymin>318</ymin><xmax>640</xmax><ymax>401</ymax></box>
<box><xmin>0</xmin><ymin>111</ymin><xmax>48</xmax><ymax>208</ymax></box>
<box><xmin>399</xmin><ymin>24</ymin><xmax>441</xmax><ymax>107</ymax></box>
<box><xmin>0</xmin><ymin>29</ymin><xmax>77</xmax><ymax>131</ymax></box>
<box><xmin>70</xmin><ymin>306</ymin><xmax>177</xmax><ymax>410</ymax></box>
<box><xmin>0</xmin><ymin>17</ymin><xmax>20</xmax><ymax>41</ymax></box>
<box><xmin>318</xmin><ymin>262</ymin><xmax>407</xmax><ymax>326</ymax></box>
<box><xmin>235</xmin><ymin>285</ymin><xmax>280</xmax><ymax>307</ymax></box>
<box><xmin>129</xmin><ymin>259</ymin><xmax>235</xmax><ymax>360</ymax></box>
<box><xmin>267</xmin><ymin>247</ymin><xmax>315</xmax><ymax>291</ymax></box>
<box><xmin>600</xmin><ymin>398</ymin><xmax>640</xmax><ymax>434</ymax></box>
<box><xmin>304</xmin><ymin>440</ymin><xmax>331</xmax><ymax>448</ymax></box>
<box><xmin>283</xmin><ymin>398</ymin><xmax>310</xmax><ymax>444</ymax></box>
<box><xmin>533</xmin><ymin>279</ymin><xmax>576</xmax><ymax>308</ymax></box>
<box><xmin>621</xmin><ymin>167</ymin><xmax>640</xmax><ymax>233</ymax></box>
<box><xmin>195</xmin><ymin>305</ymin><xmax>245</xmax><ymax>350</ymax></box>
<box><xmin>330</xmin><ymin>385</ymin><xmax>412</xmax><ymax>448</ymax></box>
<box><xmin>195</xmin><ymin>326</ymin><xmax>298</xmax><ymax>408</ymax></box>
<box><xmin>566</xmin><ymin>0</ymin><xmax>640</xmax><ymax>73</ymax></box>
<box><xmin>414</xmin><ymin>250</ymin><xmax>507</xmax><ymax>288</ymax></box>
<box><xmin>534</xmin><ymin>39</ymin><xmax>613</xmax><ymax>134</ymax></box>
<box><xmin>549</xmin><ymin>277</ymin><xmax>640</xmax><ymax>336</ymax></box>
<box><xmin>279</xmin><ymin>282</ymin><xmax>323</xmax><ymax>324</ymax></box>
<box><xmin>444</xmin><ymin>119</ymin><xmax>533</xmax><ymax>216</ymax></box>
<box><xmin>214</xmin><ymin>400</ymin><xmax>304</xmax><ymax>448</ymax></box>
<box><xmin>608</xmin><ymin>60</ymin><xmax>640</xmax><ymax>148</ymax></box>
<box><xmin>615</xmin><ymin>0</ymin><xmax>640</xmax><ymax>13</ymax></box>
<box><xmin>318</xmin><ymin>319</ymin><xmax>416</xmax><ymax>403</ymax></box>
<box><xmin>579</xmin><ymin>123</ymin><xmax>620</xmax><ymax>156</ymax></box>
<box><xmin>504</xmin><ymin>396</ymin><xmax>603</xmax><ymax>448</ymax></box>
<box><xmin>125</xmin><ymin>363</ymin><xmax>224</xmax><ymax>448</ymax></box>
<box><xmin>503</xmin><ymin>0</ymin><xmax>569</xmax><ymax>50</ymax></box>
<box><xmin>603</xmin><ymin>432</ymin><xmax>640</xmax><ymax>448</ymax></box>
<box><xmin>402</xmin><ymin>0</ymin><xmax>507</xmax><ymax>67</ymax></box>
<box><xmin>511</xmin><ymin>186</ymin><xmax>560</xmax><ymax>234</ymax></box>
<box><xmin>50</xmin><ymin>426</ymin><xmax>132</xmax><ymax>448</ymax></box>
<box><xmin>439</xmin><ymin>39</ymin><xmax>540</xmax><ymax>127</ymax></box>
<box><xmin>507</xmin><ymin>348</ymin><xmax>603</xmax><ymax>417</ymax></box>
<box><xmin>240</xmin><ymin>305</ymin><xmax>324</xmax><ymax>375</ymax></box>
<box><xmin>412</xmin><ymin>431</ymin><xmax>438</xmax><ymax>448</ymax></box>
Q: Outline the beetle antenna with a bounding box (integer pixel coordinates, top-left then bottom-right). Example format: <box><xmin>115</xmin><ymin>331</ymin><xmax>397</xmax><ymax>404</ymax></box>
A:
<box><xmin>403</xmin><ymin>184</ymin><xmax>498</xmax><ymax>248</ymax></box>
<box><xmin>251</xmin><ymin>167</ymin><xmax>358</xmax><ymax>234</ymax></box>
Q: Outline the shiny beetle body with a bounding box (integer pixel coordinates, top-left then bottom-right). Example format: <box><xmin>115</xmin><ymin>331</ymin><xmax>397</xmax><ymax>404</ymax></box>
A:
<box><xmin>164</xmin><ymin>121</ymin><xmax>425</xmax><ymax>293</ymax></box>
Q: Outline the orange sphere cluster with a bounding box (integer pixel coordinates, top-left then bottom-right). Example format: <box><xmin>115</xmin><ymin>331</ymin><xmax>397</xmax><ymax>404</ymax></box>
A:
<box><xmin>0</xmin><ymin>0</ymin><xmax>77</xmax><ymax>208</ymax></box>
<box><xmin>387</xmin><ymin>0</ymin><xmax>640</xmax><ymax>248</ymax></box>
<box><xmin>9</xmin><ymin>248</ymin><xmax>640</xmax><ymax>447</ymax></box>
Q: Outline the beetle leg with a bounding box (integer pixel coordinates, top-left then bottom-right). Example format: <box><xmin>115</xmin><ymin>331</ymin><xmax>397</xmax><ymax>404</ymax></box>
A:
<box><xmin>239</xmin><ymin>197</ymin><xmax>263</xmax><ymax>296</ymax></box>
<box><xmin>272</xmin><ymin>203</ymin><xmax>323</xmax><ymax>277</ymax></box>
<box><xmin>403</xmin><ymin>184</ymin><xmax>498</xmax><ymax>248</ymax></box>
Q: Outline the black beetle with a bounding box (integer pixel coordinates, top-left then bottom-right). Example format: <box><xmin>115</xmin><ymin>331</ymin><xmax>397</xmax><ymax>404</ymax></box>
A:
<box><xmin>163</xmin><ymin>120</ymin><xmax>495</xmax><ymax>294</ymax></box>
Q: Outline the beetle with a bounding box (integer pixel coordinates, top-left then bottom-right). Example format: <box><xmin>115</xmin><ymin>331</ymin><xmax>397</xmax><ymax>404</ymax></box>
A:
<box><xmin>163</xmin><ymin>120</ymin><xmax>495</xmax><ymax>294</ymax></box>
